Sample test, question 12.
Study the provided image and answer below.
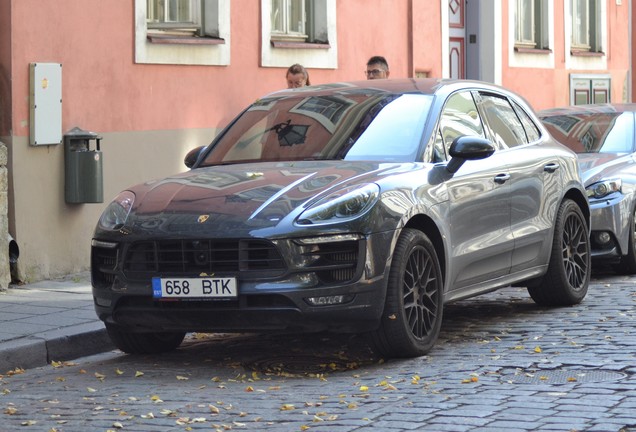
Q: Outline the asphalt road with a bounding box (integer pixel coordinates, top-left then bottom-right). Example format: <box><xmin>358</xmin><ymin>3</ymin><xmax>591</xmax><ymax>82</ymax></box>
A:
<box><xmin>1</xmin><ymin>269</ymin><xmax>635</xmax><ymax>432</ymax></box>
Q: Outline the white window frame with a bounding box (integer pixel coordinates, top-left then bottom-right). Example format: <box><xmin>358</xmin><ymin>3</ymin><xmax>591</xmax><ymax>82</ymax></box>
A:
<box><xmin>564</xmin><ymin>0</ymin><xmax>606</xmax><ymax>71</ymax></box>
<box><xmin>135</xmin><ymin>0</ymin><xmax>230</xmax><ymax>66</ymax></box>
<box><xmin>509</xmin><ymin>0</ymin><xmax>554</xmax><ymax>69</ymax></box>
<box><xmin>514</xmin><ymin>0</ymin><xmax>549</xmax><ymax>50</ymax></box>
<box><xmin>261</xmin><ymin>0</ymin><xmax>338</xmax><ymax>69</ymax></box>
<box><xmin>271</xmin><ymin>0</ymin><xmax>307</xmax><ymax>42</ymax></box>
<box><xmin>571</xmin><ymin>0</ymin><xmax>600</xmax><ymax>51</ymax></box>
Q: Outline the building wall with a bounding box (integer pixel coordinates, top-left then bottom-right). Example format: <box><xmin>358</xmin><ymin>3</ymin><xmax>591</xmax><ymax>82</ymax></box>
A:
<box><xmin>1</xmin><ymin>0</ymin><xmax>631</xmax><ymax>282</ymax></box>
<box><xmin>2</xmin><ymin>0</ymin><xmax>431</xmax><ymax>282</ymax></box>
<box><xmin>501</xmin><ymin>0</ymin><xmax>630</xmax><ymax>111</ymax></box>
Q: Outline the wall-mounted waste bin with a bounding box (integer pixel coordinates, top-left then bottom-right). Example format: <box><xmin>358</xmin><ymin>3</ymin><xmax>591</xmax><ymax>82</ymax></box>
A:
<box><xmin>64</xmin><ymin>127</ymin><xmax>103</xmax><ymax>204</ymax></box>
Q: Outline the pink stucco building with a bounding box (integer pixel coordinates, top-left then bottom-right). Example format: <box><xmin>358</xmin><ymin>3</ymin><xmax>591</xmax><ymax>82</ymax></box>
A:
<box><xmin>0</xmin><ymin>0</ymin><xmax>630</xmax><ymax>282</ymax></box>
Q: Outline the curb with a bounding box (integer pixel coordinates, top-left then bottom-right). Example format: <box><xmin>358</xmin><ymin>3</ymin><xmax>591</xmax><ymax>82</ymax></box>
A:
<box><xmin>0</xmin><ymin>323</ymin><xmax>114</xmax><ymax>372</ymax></box>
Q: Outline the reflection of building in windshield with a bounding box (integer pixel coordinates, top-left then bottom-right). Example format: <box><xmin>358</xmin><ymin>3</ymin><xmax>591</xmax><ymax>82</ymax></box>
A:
<box><xmin>542</xmin><ymin>113</ymin><xmax>627</xmax><ymax>153</ymax></box>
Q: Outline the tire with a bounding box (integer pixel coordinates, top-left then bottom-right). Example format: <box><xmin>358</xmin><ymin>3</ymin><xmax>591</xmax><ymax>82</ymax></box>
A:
<box><xmin>106</xmin><ymin>324</ymin><xmax>186</xmax><ymax>354</ymax></box>
<box><xmin>369</xmin><ymin>228</ymin><xmax>444</xmax><ymax>358</ymax></box>
<box><xmin>527</xmin><ymin>199</ymin><xmax>590</xmax><ymax>306</ymax></box>
<box><xmin>614</xmin><ymin>207</ymin><xmax>636</xmax><ymax>275</ymax></box>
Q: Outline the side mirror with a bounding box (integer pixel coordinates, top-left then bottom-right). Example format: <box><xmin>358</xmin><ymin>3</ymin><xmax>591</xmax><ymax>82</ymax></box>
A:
<box><xmin>184</xmin><ymin>146</ymin><xmax>206</xmax><ymax>168</ymax></box>
<box><xmin>446</xmin><ymin>136</ymin><xmax>495</xmax><ymax>174</ymax></box>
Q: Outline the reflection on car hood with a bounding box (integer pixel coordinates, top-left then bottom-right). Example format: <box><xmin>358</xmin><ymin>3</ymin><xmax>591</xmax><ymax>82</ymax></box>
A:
<box><xmin>127</xmin><ymin>161</ymin><xmax>408</xmax><ymax>234</ymax></box>
<box><xmin>577</xmin><ymin>153</ymin><xmax>634</xmax><ymax>186</ymax></box>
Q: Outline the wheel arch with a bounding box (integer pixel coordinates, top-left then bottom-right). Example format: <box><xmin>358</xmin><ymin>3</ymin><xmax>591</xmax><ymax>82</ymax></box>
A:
<box><xmin>564</xmin><ymin>187</ymin><xmax>590</xmax><ymax>230</ymax></box>
<box><xmin>403</xmin><ymin>214</ymin><xmax>446</xmax><ymax>286</ymax></box>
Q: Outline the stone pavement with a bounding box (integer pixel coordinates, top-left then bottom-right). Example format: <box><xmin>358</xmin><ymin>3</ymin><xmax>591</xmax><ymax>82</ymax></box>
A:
<box><xmin>0</xmin><ymin>272</ymin><xmax>113</xmax><ymax>372</ymax></box>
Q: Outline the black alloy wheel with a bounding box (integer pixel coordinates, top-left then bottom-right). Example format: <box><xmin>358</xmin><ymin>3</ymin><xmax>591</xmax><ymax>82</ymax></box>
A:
<box><xmin>528</xmin><ymin>199</ymin><xmax>590</xmax><ymax>306</ymax></box>
<box><xmin>369</xmin><ymin>228</ymin><xmax>444</xmax><ymax>358</ymax></box>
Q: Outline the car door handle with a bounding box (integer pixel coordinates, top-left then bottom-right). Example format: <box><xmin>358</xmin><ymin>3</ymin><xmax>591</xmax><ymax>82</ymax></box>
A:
<box><xmin>494</xmin><ymin>173</ymin><xmax>510</xmax><ymax>184</ymax></box>
<box><xmin>544</xmin><ymin>163</ymin><xmax>560</xmax><ymax>173</ymax></box>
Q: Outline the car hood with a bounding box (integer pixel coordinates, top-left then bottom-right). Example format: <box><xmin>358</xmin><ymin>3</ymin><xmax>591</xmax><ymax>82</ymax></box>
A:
<box><xmin>577</xmin><ymin>153</ymin><xmax>635</xmax><ymax>186</ymax></box>
<box><xmin>124</xmin><ymin>161</ymin><xmax>411</xmax><ymax>235</ymax></box>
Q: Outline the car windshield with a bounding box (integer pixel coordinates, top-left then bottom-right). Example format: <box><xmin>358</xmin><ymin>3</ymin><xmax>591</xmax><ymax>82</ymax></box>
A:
<box><xmin>541</xmin><ymin>111</ymin><xmax>634</xmax><ymax>153</ymax></box>
<box><xmin>199</xmin><ymin>92</ymin><xmax>433</xmax><ymax>166</ymax></box>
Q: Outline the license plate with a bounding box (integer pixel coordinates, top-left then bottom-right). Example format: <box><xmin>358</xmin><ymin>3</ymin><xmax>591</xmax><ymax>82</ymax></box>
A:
<box><xmin>152</xmin><ymin>277</ymin><xmax>237</xmax><ymax>299</ymax></box>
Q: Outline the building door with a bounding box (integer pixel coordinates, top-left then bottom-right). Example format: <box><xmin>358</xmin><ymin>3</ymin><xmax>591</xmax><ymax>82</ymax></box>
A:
<box><xmin>448</xmin><ymin>0</ymin><xmax>465</xmax><ymax>79</ymax></box>
<box><xmin>449</xmin><ymin>0</ymin><xmax>480</xmax><ymax>80</ymax></box>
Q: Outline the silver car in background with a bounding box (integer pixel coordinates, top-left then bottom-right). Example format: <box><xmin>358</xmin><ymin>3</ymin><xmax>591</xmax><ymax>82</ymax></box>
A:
<box><xmin>540</xmin><ymin>104</ymin><xmax>636</xmax><ymax>273</ymax></box>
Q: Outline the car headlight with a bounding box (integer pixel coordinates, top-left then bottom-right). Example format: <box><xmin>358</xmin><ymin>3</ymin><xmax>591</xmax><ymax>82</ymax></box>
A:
<box><xmin>586</xmin><ymin>179</ymin><xmax>622</xmax><ymax>199</ymax></box>
<box><xmin>296</xmin><ymin>184</ymin><xmax>380</xmax><ymax>225</ymax></box>
<box><xmin>98</xmin><ymin>191</ymin><xmax>135</xmax><ymax>230</ymax></box>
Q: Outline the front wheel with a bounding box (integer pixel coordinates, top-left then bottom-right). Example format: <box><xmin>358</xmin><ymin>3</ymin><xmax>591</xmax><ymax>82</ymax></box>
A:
<box><xmin>369</xmin><ymin>228</ymin><xmax>444</xmax><ymax>358</ymax></box>
<box><xmin>105</xmin><ymin>324</ymin><xmax>186</xmax><ymax>354</ymax></box>
<box><xmin>527</xmin><ymin>199</ymin><xmax>590</xmax><ymax>306</ymax></box>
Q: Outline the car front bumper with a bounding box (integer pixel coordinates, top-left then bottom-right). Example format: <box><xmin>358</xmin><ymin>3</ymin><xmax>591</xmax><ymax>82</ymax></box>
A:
<box><xmin>588</xmin><ymin>193</ymin><xmax>631</xmax><ymax>261</ymax></box>
<box><xmin>92</xmin><ymin>230</ymin><xmax>395</xmax><ymax>334</ymax></box>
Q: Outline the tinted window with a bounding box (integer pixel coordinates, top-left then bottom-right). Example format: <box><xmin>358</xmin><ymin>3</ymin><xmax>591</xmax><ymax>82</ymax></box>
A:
<box><xmin>542</xmin><ymin>112</ymin><xmax>634</xmax><ymax>153</ymax></box>
<box><xmin>512</xmin><ymin>101</ymin><xmax>541</xmax><ymax>143</ymax></box>
<box><xmin>479</xmin><ymin>94</ymin><xmax>528</xmax><ymax>148</ymax></box>
<box><xmin>200</xmin><ymin>93</ymin><xmax>433</xmax><ymax>165</ymax></box>
<box><xmin>439</xmin><ymin>91</ymin><xmax>485</xmax><ymax>156</ymax></box>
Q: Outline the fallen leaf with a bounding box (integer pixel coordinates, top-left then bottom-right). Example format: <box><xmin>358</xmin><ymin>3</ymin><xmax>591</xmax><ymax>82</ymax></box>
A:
<box><xmin>280</xmin><ymin>404</ymin><xmax>295</xmax><ymax>411</ymax></box>
<box><xmin>135</xmin><ymin>371</ymin><xmax>144</xmax><ymax>377</ymax></box>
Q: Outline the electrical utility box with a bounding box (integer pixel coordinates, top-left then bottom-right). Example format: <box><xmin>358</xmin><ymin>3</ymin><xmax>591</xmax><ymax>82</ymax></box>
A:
<box><xmin>29</xmin><ymin>63</ymin><xmax>62</xmax><ymax>146</ymax></box>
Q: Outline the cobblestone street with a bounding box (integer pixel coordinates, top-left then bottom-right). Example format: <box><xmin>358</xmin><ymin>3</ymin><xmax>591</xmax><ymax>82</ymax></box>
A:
<box><xmin>1</xmin><ymin>270</ymin><xmax>635</xmax><ymax>432</ymax></box>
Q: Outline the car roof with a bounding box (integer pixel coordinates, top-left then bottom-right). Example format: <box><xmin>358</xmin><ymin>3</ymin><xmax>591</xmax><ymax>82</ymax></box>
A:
<box><xmin>266</xmin><ymin>78</ymin><xmax>515</xmax><ymax>99</ymax></box>
<box><xmin>539</xmin><ymin>103</ymin><xmax>636</xmax><ymax>117</ymax></box>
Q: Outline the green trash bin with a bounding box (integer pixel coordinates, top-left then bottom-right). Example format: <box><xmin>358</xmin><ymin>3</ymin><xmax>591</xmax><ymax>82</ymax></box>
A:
<box><xmin>64</xmin><ymin>127</ymin><xmax>103</xmax><ymax>204</ymax></box>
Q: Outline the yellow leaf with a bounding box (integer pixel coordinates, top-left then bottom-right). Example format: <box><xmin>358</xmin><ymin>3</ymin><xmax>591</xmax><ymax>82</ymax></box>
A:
<box><xmin>534</xmin><ymin>346</ymin><xmax>542</xmax><ymax>353</ymax></box>
<box><xmin>567</xmin><ymin>377</ymin><xmax>577</xmax><ymax>382</ymax></box>
<box><xmin>347</xmin><ymin>402</ymin><xmax>358</xmax><ymax>409</ymax></box>
<box><xmin>176</xmin><ymin>375</ymin><xmax>189</xmax><ymax>381</ymax></box>
<box><xmin>112</xmin><ymin>422</ymin><xmax>124</xmax><ymax>429</ymax></box>
<box><xmin>209</xmin><ymin>405</ymin><xmax>220</xmax><ymax>414</ymax></box>
<box><xmin>384</xmin><ymin>384</ymin><xmax>397</xmax><ymax>391</ymax></box>
<box><xmin>141</xmin><ymin>413</ymin><xmax>155</xmax><ymax>419</ymax></box>
<box><xmin>388</xmin><ymin>314</ymin><xmax>397</xmax><ymax>320</ymax></box>
<box><xmin>280</xmin><ymin>404</ymin><xmax>295</xmax><ymax>411</ymax></box>
<box><xmin>51</xmin><ymin>361</ymin><xmax>63</xmax><ymax>368</ymax></box>
<box><xmin>245</xmin><ymin>386</ymin><xmax>254</xmax><ymax>392</ymax></box>
<box><xmin>115</xmin><ymin>369</ymin><xmax>124</xmax><ymax>375</ymax></box>
<box><xmin>251</xmin><ymin>371</ymin><xmax>260</xmax><ymax>380</ymax></box>
<box><xmin>135</xmin><ymin>371</ymin><xmax>144</xmax><ymax>377</ymax></box>
<box><xmin>95</xmin><ymin>372</ymin><xmax>106</xmax><ymax>380</ymax></box>
<box><xmin>301</xmin><ymin>426</ymin><xmax>311</xmax><ymax>431</ymax></box>
<box><xmin>151</xmin><ymin>395</ymin><xmax>163</xmax><ymax>403</ymax></box>
<box><xmin>359</xmin><ymin>385</ymin><xmax>369</xmax><ymax>392</ymax></box>
<box><xmin>5</xmin><ymin>406</ymin><xmax>17</xmax><ymax>415</ymax></box>
<box><xmin>87</xmin><ymin>387</ymin><xmax>97</xmax><ymax>393</ymax></box>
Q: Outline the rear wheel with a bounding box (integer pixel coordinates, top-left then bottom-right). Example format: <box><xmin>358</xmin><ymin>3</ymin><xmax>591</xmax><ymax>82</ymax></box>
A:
<box><xmin>106</xmin><ymin>324</ymin><xmax>186</xmax><ymax>354</ymax></box>
<box><xmin>614</xmin><ymin>207</ymin><xmax>636</xmax><ymax>275</ymax></box>
<box><xmin>369</xmin><ymin>228</ymin><xmax>444</xmax><ymax>358</ymax></box>
<box><xmin>528</xmin><ymin>199</ymin><xmax>590</xmax><ymax>306</ymax></box>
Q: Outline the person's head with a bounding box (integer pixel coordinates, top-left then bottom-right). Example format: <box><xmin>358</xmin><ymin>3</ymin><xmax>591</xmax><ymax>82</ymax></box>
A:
<box><xmin>365</xmin><ymin>56</ymin><xmax>390</xmax><ymax>80</ymax></box>
<box><xmin>286</xmin><ymin>63</ymin><xmax>311</xmax><ymax>88</ymax></box>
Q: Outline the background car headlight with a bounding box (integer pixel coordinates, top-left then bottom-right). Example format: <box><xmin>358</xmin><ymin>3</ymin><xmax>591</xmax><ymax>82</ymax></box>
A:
<box><xmin>587</xmin><ymin>179</ymin><xmax>622</xmax><ymax>199</ymax></box>
<box><xmin>98</xmin><ymin>191</ymin><xmax>135</xmax><ymax>230</ymax></box>
<box><xmin>296</xmin><ymin>184</ymin><xmax>380</xmax><ymax>225</ymax></box>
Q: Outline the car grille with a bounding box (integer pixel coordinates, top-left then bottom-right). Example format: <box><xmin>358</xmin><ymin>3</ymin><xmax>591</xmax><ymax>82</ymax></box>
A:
<box><xmin>91</xmin><ymin>237</ymin><xmax>364</xmax><ymax>289</ymax></box>
<box><xmin>122</xmin><ymin>239</ymin><xmax>286</xmax><ymax>279</ymax></box>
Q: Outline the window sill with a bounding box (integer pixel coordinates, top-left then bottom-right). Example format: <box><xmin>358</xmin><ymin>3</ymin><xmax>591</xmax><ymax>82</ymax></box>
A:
<box><xmin>147</xmin><ymin>35</ymin><xmax>226</xmax><ymax>45</ymax></box>
<box><xmin>570</xmin><ymin>49</ymin><xmax>604</xmax><ymax>57</ymax></box>
<box><xmin>514</xmin><ymin>47</ymin><xmax>552</xmax><ymax>55</ymax></box>
<box><xmin>270</xmin><ymin>40</ymin><xmax>330</xmax><ymax>49</ymax></box>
